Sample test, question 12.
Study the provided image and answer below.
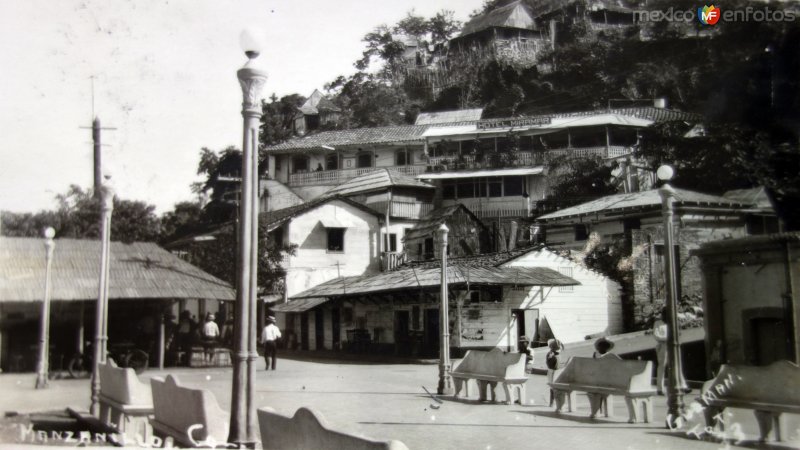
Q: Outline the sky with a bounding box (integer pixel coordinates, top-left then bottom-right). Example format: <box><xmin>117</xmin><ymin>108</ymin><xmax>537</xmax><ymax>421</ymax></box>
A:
<box><xmin>0</xmin><ymin>0</ymin><xmax>486</xmax><ymax>214</ymax></box>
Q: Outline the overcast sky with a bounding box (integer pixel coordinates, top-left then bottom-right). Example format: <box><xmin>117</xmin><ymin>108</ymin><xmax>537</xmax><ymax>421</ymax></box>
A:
<box><xmin>0</xmin><ymin>0</ymin><xmax>485</xmax><ymax>214</ymax></box>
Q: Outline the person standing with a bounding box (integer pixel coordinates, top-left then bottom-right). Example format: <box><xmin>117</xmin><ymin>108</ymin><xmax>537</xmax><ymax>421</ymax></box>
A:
<box><xmin>546</xmin><ymin>339</ymin><xmax>564</xmax><ymax>406</ymax></box>
<box><xmin>202</xmin><ymin>313</ymin><xmax>220</xmax><ymax>365</ymax></box>
<box><xmin>260</xmin><ymin>316</ymin><xmax>282</xmax><ymax>370</ymax></box>
<box><xmin>653</xmin><ymin>308</ymin><xmax>669</xmax><ymax>395</ymax></box>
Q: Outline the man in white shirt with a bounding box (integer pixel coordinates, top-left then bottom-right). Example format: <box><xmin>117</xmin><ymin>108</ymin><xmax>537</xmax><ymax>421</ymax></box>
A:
<box><xmin>202</xmin><ymin>313</ymin><xmax>221</xmax><ymax>364</ymax></box>
<box><xmin>260</xmin><ymin>316</ymin><xmax>282</xmax><ymax>370</ymax></box>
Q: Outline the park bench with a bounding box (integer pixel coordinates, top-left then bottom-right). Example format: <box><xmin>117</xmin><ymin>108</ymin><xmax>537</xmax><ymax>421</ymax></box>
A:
<box><xmin>149</xmin><ymin>374</ymin><xmax>229</xmax><ymax>447</ymax></box>
<box><xmin>258</xmin><ymin>406</ymin><xmax>409</xmax><ymax>450</ymax></box>
<box><xmin>98</xmin><ymin>360</ymin><xmax>154</xmax><ymax>440</ymax></box>
<box><xmin>695</xmin><ymin>360</ymin><xmax>800</xmax><ymax>443</ymax></box>
<box><xmin>450</xmin><ymin>348</ymin><xmax>528</xmax><ymax>405</ymax></box>
<box><xmin>548</xmin><ymin>354</ymin><xmax>655</xmax><ymax>423</ymax></box>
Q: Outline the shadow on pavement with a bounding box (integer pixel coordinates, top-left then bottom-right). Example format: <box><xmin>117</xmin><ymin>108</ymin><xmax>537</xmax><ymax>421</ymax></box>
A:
<box><xmin>278</xmin><ymin>349</ymin><xmax>438</xmax><ymax>365</ymax></box>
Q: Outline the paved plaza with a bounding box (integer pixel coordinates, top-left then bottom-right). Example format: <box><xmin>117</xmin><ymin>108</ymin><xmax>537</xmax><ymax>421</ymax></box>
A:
<box><xmin>1</xmin><ymin>357</ymin><xmax>798</xmax><ymax>449</ymax></box>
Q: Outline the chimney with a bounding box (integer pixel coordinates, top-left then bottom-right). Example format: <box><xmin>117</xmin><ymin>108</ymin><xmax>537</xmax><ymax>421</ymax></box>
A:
<box><xmin>653</xmin><ymin>97</ymin><xmax>668</xmax><ymax>109</ymax></box>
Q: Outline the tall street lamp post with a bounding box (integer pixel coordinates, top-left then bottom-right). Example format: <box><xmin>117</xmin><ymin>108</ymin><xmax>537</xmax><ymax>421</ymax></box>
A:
<box><xmin>229</xmin><ymin>29</ymin><xmax>267</xmax><ymax>448</ymax></box>
<box><xmin>437</xmin><ymin>224</ymin><xmax>453</xmax><ymax>396</ymax></box>
<box><xmin>91</xmin><ymin>181</ymin><xmax>114</xmax><ymax>415</ymax></box>
<box><xmin>657</xmin><ymin>165</ymin><xmax>686</xmax><ymax>427</ymax></box>
<box><xmin>35</xmin><ymin>227</ymin><xmax>56</xmax><ymax>389</ymax></box>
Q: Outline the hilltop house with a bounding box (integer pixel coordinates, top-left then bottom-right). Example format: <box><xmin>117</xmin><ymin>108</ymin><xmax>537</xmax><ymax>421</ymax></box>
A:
<box><xmin>293</xmin><ymin>89</ymin><xmax>342</xmax><ymax>136</ymax></box>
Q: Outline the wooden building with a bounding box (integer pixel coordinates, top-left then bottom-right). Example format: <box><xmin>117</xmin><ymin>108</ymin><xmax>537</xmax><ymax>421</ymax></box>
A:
<box><xmin>404</xmin><ymin>204</ymin><xmax>491</xmax><ymax>261</ymax></box>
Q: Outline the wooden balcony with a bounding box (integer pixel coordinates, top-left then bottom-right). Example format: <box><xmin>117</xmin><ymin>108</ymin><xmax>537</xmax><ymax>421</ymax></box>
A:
<box><xmin>287</xmin><ymin>165</ymin><xmax>428</xmax><ymax>187</ymax></box>
<box><xmin>444</xmin><ymin>197</ymin><xmax>531</xmax><ymax>219</ymax></box>
<box><xmin>369</xmin><ymin>200</ymin><xmax>434</xmax><ymax>220</ymax></box>
<box><xmin>381</xmin><ymin>251</ymin><xmax>406</xmax><ymax>272</ymax></box>
<box><xmin>426</xmin><ymin>146</ymin><xmax>633</xmax><ymax>170</ymax></box>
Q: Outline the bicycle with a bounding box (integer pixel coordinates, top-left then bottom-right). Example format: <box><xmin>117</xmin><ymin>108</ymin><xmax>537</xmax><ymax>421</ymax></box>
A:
<box><xmin>67</xmin><ymin>342</ymin><xmax>149</xmax><ymax>378</ymax></box>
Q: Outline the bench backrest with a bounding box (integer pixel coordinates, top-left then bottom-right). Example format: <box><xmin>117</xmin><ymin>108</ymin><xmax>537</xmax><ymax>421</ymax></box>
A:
<box><xmin>98</xmin><ymin>360</ymin><xmax>152</xmax><ymax>407</ymax></box>
<box><xmin>452</xmin><ymin>348</ymin><xmax>526</xmax><ymax>379</ymax></box>
<box><xmin>700</xmin><ymin>361</ymin><xmax>800</xmax><ymax>406</ymax></box>
<box><xmin>258</xmin><ymin>407</ymin><xmax>408</xmax><ymax>450</ymax></box>
<box><xmin>150</xmin><ymin>375</ymin><xmax>228</xmax><ymax>443</ymax></box>
<box><xmin>554</xmin><ymin>354</ymin><xmax>653</xmax><ymax>393</ymax></box>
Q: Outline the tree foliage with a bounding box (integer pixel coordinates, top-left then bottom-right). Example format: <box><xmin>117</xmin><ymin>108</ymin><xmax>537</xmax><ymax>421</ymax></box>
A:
<box><xmin>1</xmin><ymin>185</ymin><xmax>161</xmax><ymax>243</ymax></box>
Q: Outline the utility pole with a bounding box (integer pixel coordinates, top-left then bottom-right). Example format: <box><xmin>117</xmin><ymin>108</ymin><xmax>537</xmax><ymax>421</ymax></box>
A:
<box><xmin>80</xmin><ymin>118</ymin><xmax>116</xmax><ymax>194</ymax></box>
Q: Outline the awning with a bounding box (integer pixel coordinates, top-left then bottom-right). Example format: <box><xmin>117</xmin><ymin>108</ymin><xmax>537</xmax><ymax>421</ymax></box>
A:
<box><xmin>417</xmin><ymin>167</ymin><xmax>545</xmax><ymax>180</ymax></box>
<box><xmin>271</xmin><ymin>297</ymin><xmax>330</xmax><ymax>312</ymax></box>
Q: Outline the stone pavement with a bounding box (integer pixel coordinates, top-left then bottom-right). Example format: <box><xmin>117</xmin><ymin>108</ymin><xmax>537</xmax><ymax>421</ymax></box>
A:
<box><xmin>1</xmin><ymin>356</ymin><xmax>798</xmax><ymax>449</ymax></box>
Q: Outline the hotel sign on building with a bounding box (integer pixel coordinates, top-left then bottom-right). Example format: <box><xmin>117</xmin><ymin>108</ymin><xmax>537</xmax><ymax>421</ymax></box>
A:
<box><xmin>476</xmin><ymin>116</ymin><xmax>552</xmax><ymax>130</ymax></box>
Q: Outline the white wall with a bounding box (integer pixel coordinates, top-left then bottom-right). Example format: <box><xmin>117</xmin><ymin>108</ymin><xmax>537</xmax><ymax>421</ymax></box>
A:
<box><xmin>284</xmin><ymin>200</ymin><xmax>381</xmax><ymax>298</ymax></box>
<box><xmin>501</xmin><ymin>248</ymin><xmax>623</xmax><ymax>344</ymax></box>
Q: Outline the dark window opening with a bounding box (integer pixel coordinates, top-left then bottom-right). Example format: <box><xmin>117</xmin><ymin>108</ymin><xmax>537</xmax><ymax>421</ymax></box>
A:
<box><xmin>327</xmin><ymin>228</ymin><xmax>345</xmax><ymax>252</ymax></box>
<box><xmin>325</xmin><ymin>154</ymin><xmax>339</xmax><ymax>171</ymax></box>
<box><xmin>574</xmin><ymin>225</ymin><xmax>589</xmax><ymax>241</ymax></box>
<box><xmin>292</xmin><ymin>156</ymin><xmax>310</xmax><ymax>174</ymax></box>
<box><xmin>424</xmin><ymin>237</ymin><xmax>434</xmax><ymax>260</ymax></box>
<box><xmin>488</xmin><ymin>178</ymin><xmax>502</xmax><ymax>197</ymax></box>
<box><xmin>384</xmin><ymin>233</ymin><xmax>397</xmax><ymax>252</ymax></box>
<box><xmin>357</xmin><ymin>151</ymin><xmax>373</xmax><ymax>168</ymax></box>
<box><xmin>457</xmin><ymin>179</ymin><xmax>475</xmax><ymax>199</ymax></box>
<box><xmin>396</xmin><ymin>149</ymin><xmax>409</xmax><ymax>166</ymax></box>
<box><xmin>442</xmin><ymin>180</ymin><xmax>456</xmax><ymax>199</ymax></box>
<box><xmin>503</xmin><ymin>176</ymin><xmax>524</xmax><ymax>197</ymax></box>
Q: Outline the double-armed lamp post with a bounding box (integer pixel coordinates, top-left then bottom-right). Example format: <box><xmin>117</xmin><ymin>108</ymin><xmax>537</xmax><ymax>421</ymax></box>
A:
<box><xmin>657</xmin><ymin>165</ymin><xmax>687</xmax><ymax>427</ymax></box>
<box><xmin>229</xmin><ymin>29</ymin><xmax>267</xmax><ymax>448</ymax></box>
<box><xmin>35</xmin><ymin>227</ymin><xmax>56</xmax><ymax>389</ymax></box>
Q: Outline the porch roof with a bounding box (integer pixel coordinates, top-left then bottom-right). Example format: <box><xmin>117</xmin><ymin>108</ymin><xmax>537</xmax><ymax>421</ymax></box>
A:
<box><xmin>289</xmin><ymin>266</ymin><xmax>579</xmax><ymax>299</ymax></box>
<box><xmin>0</xmin><ymin>237</ymin><xmax>234</xmax><ymax>302</ymax></box>
<box><xmin>271</xmin><ymin>297</ymin><xmax>329</xmax><ymax>312</ymax></box>
<box><xmin>416</xmin><ymin>167</ymin><xmax>545</xmax><ymax>180</ymax></box>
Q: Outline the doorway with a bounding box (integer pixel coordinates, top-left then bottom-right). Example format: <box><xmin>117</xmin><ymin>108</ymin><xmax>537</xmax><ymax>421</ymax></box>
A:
<box><xmin>751</xmin><ymin>317</ymin><xmax>789</xmax><ymax>365</ymax></box>
<box><xmin>512</xmin><ymin>309</ymin><xmax>539</xmax><ymax>350</ymax></box>
<box><xmin>394</xmin><ymin>310</ymin><xmax>410</xmax><ymax>356</ymax></box>
<box><xmin>424</xmin><ymin>309</ymin><xmax>440</xmax><ymax>358</ymax></box>
<box><xmin>314</xmin><ymin>309</ymin><xmax>325</xmax><ymax>350</ymax></box>
<box><xmin>300</xmin><ymin>312</ymin><xmax>309</xmax><ymax>351</ymax></box>
<box><xmin>331</xmin><ymin>308</ymin><xmax>341</xmax><ymax>350</ymax></box>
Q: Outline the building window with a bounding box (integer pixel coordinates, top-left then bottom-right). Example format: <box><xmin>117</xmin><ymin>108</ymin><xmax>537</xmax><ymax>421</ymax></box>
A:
<box><xmin>488</xmin><ymin>178</ymin><xmax>503</xmax><ymax>197</ymax></box>
<box><xmin>442</xmin><ymin>180</ymin><xmax>456</xmax><ymax>199</ymax></box>
<box><xmin>291</xmin><ymin>156</ymin><xmax>310</xmax><ymax>174</ymax></box>
<box><xmin>424</xmin><ymin>237</ymin><xmax>434</xmax><ymax>260</ymax></box>
<box><xmin>558</xmin><ymin>267</ymin><xmax>574</xmax><ymax>292</ymax></box>
<box><xmin>574</xmin><ymin>225</ymin><xmax>589</xmax><ymax>241</ymax></box>
<box><xmin>457</xmin><ymin>179</ymin><xmax>475</xmax><ymax>199</ymax></box>
<box><xmin>326</xmin><ymin>228</ymin><xmax>345</xmax><ymax>252</ymax></box>
<box><xmin>384</xmin><ymin>233</ymin><xmax>397</xmax><ymax>252</ymax></box>
<box><xmin>395</xmin><ymin>149</ymin><xmax>410</xmax><ymax>166</ymax></box>
<box><xmin>325</xmin><ymin>154</ymin><xmax>339</xmax><ymax>171</ymax></box>
<box><xmin>503</xmin><ymin>176</ymin><xmax>524</xmax><ymax>197</ymax></box>
<box><xmin>357</xmin><ymin>151</ymin><xmax>373</xmax><ymax>168</ymax></box>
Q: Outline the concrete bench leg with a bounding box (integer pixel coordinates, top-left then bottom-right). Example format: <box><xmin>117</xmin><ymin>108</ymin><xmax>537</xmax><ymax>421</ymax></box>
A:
<box><xmin>501</xmin><ymin>383</ymin><xmax>526</xmax><ymax>405</ymax></box>
<box><xmin>553</xmin><ymin>390</ymin><xmax>569</xmax><ymax>413</ymax></box>
<box><xmin>453</xmin><ymin>378</ymin><xmax>465</xmax><ymax>399</ymax></box>
<box><xmin>587</xmin><ymin>393</ymin><xmax>609</xmax><ymax>418</ymax></box>
<box><xmin>624</xmin><ymin>397</ymin><xmax>652</xmax><ymax>423</ymax></box>
<box><xmin>488</xmin><ymin>382</ymin><xmax>498</xmax><ymax>402</ymax></box>
<box><xmin>478</xmin><ymin>380</ymin><xmax>489</xmax><ymax>401</ymax></box>
<box><xmin>754</xmin><ymin>410</ymin><xmax>781</xmax><ymax>442</ymax></box>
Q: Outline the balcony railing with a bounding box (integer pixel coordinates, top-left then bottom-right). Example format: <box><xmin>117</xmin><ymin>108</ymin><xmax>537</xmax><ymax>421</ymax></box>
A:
<box><xmin>443</xmin><ymin>197</ymin><xmax>531</xmax><ymax>219</ymax></box>
<box><xmin>287</xmin><ymin>165</ymin><xmax>428</xmax><ymax>187</ymax></box>
<box><xmin>427</xmin><ymin>146</ymin><xmax>633</xmax><ymax>170</ymax></box>
<box><xmin>370</xmin><ymin>200</ymin><xmax>434</xmax><ymax>220</ymax></box>
<box><xmin>381</xmin><ymin>251</ymin><xmax>406</xmax><ymax>271</ymax></box>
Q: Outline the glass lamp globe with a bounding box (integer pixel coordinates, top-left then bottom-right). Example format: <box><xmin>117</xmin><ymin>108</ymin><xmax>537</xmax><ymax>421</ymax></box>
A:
<box><xmin>43</xmin><ymin>227</ymin><xmax>56</xmax><ymax>239</ymax></box>
<box><xmin>240</xmin><ymin>28</ymin><xmax>266</xmax><ymax>59</ymax></box>
<box><xmin>656</xmin><ymin>165</ymin><xmax>674</xmax><ymax>181</ymax></box>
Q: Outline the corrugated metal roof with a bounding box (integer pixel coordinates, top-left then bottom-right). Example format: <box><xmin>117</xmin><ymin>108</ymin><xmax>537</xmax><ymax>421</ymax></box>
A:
<box><xmin>402</xmin><ymin>245</ymin><xmax>545</xmax><ymax>269</ymax></box>
<box><xmin>415</xmin><ymin>109</ymin><xmax>484</xmax><ymax>125</ymax></box>
<box><xmin>261</xmin><ymin>195</ymin><xmax>383</xmax><ymax>231</ymax></box>
<box><xmin>537</xmin><ymin>188</ymin><xmax>750</xmax><ymax>222</ymax></box>
<box><xmin>0</xmin><ymin>237</ymin><xmax>234</xmax><ymax>302</ymax></box>
<box><xmin>723</xmin><ymin>186</ymin><xmax>775</xmax><ymax>212</ymax></box>
<box><xmin>290</xmin><ymin>265</ymin><xmax>579</xmax><ymax>299</ymax></box>
<box><xmin>272</xmin><ymin>297</ymin><xmax>329</xmax><ymax>312</ymax></box>
<box><xmin>264</xmin><ymin>125</ymin><xmax>429</xmax><ymax>153</ymax></box>
<box><xmin>460</xmin><ymin>1</ymin><xmax>536</xmax><ymax>37</ymax></box>
<box><xmin>324</xmin><ymin>169</ymin><xmax>434</xmax><ymax>197</ymax></box>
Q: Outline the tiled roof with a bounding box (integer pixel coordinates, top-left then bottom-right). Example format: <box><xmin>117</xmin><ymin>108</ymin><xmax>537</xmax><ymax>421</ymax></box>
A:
<box><xmin>290</xmin><ymin>265</ymin><xmax>578</xmax><ymax>299</ymax></box>
<box><xmin>298</xmin><ymin>89</ymin><xmax>341</xmax><ymax>115</ymax></box>
<box><xmin>536</xmin><ymin>188</ymin><xmax>750</xmax><ymax>222</ymax></box>
<box><xmin>460</xmin><ymin>1</ymin><xmax>536</xmax><ymax>37</ymax></box>
<box><xmin>324</xmin><ymin>169</ymin><xmax>434</xmax><ymax>197</ymax></box>
<box><xmin>404</xmin><ymin>204</ymin><xmax>486</xmax><ymax>242</ymax></box>
<box><xmin>0</xmin><ymin>237</ymin><xmax>234</xmax><ymax>302</ymax></box>
<box><xmin>415</xmin><ymin>109</ymin><xmax>484</xmax><ymax>125</ymax></box>
<box><xmin>264</xmin><ymin>125</ymin><xmax>429</xmax><ymax>153</ymax></box>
